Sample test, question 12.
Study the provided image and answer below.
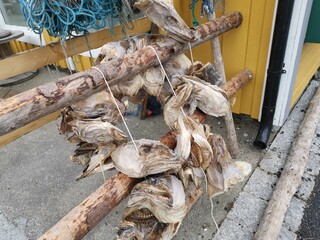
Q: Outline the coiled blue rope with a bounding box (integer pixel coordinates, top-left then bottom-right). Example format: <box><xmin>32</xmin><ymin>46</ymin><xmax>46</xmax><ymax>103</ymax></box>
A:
<box><xmin>19</xmin><ymin>0</ymin><xmax>127</xmax><ymax>39</ymax></box>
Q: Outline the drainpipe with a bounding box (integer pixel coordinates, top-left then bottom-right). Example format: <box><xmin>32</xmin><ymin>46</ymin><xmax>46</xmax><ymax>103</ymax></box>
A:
<box><xmin>253</xmin><ymin>0</ymin><xmax>295</xmax><ymax>149</ymax></box>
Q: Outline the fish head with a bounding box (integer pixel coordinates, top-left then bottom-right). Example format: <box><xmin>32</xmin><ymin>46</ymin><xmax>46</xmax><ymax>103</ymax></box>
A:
<box><xmin>119</xmin><ymin>208</ymin><xmax>164</xmax><ymax>240</ymax></box>
<box><xmin>137</xmin><ymin>140</ymin><xmax>182</xmax><ymax>175</ymax></box>
<box><xmin>131</xmin><ymin>176</ymin><xmax>173</xmax><ymax>207</ymax></box>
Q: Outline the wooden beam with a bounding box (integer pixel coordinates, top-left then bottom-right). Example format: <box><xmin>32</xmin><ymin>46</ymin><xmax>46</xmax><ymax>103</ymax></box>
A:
<box><xmin>39</xmin><ymin>69</ymin><xmax>252</xmax><ymax>240</ymax></box>
<box><xmin>255</xmin><ymin>87</ymin><xmax>320</xmax><ymax>240</ymax></box>
<box><xmin>207</xmin><ymin>8</ymin><xmax>240</xmax><ymax>158</ymax></box>
<box><xmin>0</xmin><ymin>18</ymin><xmax>152</xmax><ymax>80</ymax></box>
<box><xmin>0</xmin><ymin>111</ymin><xmax>60</xmax><ymax>147</ymax></box>
<box><xmin>0</xmin><ymin>12</ymin><xmax>243</xmax><ymax>136</ymax></box>
<box><xmin>40</xmin><ymin>173</ymin><xmax>139</xmax><ymax>240</ymax></box>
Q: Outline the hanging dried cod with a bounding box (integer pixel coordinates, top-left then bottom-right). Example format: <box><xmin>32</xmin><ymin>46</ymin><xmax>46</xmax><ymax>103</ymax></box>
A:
<box><xmin>163</xmin><ymin>75</ymin><xmax>229</xmax><ymax>129</ymax></box>
<box><xmin>118</xmin><ymin>175</ymin><xmax>187</xmax><ymax>240</ymax></box>
<box><xmin>55</xmin><ymin>1</ymin><xmax>251</xmax><ymax>238</ymax></box>
<box><xmin>206</xmin><ymin>133</ymin><xmax>251</xmax><ymax>198</ymax></box>
<box><xmin>111</xmin><ymin>139</ymin><xmax>182</xmax><ymax>178</ymax></box>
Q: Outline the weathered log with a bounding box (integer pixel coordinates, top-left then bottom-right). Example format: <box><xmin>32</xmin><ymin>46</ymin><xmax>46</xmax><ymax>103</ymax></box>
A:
<box><xmin>40</xmin><ymin>69</ymin><xmax>252</xmax><ymax>240</ymax></box>
<box><xmin>254</xmin><ymin>87</ymin><xmax>320</xmax><ymax>240</ymax></box>
<box><xmin>207</xmin><ymin>7</ymin><xmax>240</xmax><ymax>159</ymax></box>
<box><xmin>39</xmin><ymin>174</ymin><xmax>139</xmax><ymax>240</ymax></box>
<box><xmin>0</xmin><ymin>11</ymin><xmax>242</xmax><ymax>136</ymax></box>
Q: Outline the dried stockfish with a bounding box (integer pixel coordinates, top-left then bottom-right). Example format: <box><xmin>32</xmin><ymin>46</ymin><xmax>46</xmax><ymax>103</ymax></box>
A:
<box><xmin>111</xmin><ymin>139</ymin><xmax>182</xmax><ymax>178</ymax></box>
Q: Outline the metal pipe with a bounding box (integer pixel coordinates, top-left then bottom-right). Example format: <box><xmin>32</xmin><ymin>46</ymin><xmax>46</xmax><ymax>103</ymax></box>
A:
<box><xmin>254</xmin><ymin>0</ymin><xmax>295</xmax><ymax>149</ymax></box>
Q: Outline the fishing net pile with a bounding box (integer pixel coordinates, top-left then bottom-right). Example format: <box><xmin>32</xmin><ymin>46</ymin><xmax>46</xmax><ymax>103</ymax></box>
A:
<box><xmin>19</xmin><ymin>0</ymin><xmax>135</xmax><ymax>38</ymax></box>
<box><xmin>58</xmin><ymin>0</ymin><xmax>251</xmax><ymax>239</ymax></box>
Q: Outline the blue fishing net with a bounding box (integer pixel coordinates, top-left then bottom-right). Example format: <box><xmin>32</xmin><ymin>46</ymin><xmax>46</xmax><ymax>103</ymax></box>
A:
<box><xmin>19</xmin><ymin>0</ymin><xmax>134</xmax><ymax>39</ymax></box>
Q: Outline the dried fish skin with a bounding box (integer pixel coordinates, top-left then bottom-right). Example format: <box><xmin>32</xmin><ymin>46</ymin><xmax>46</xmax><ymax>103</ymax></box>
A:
<box><xmin>111</xmin><ymin>139</ymin><xmax>182</xmax><ymax>178</ymax></box>
<box><xmin>119</xmin><ymin>74</ymin><xmax>145</xmax><ymax>97</ymax></box>
<box><xmin>135</xmin><ymin>0</ymin><xmax>198</xmax><ymax>43</ymax></box>
<box><xmin>142</xmin><ymin>66</ymin><xmax>165</xmax><ymax>96</ymax></box>
<box><xmin>174</xmin><ymin>116</ymin><xmax>212</xmax><ymax>169</ymax></box>
<box><xmin>190</xmin><ymin>167</ymin><xmax>205</xmax><ymax>189</ymax></box>
<box><xmin>163</xmin><ymin>83</ymin><xmax>196</xmax><ymax>129</ymax></box>
<box><xmin>180</xmin><ymin>75</ymin><xmax>230</xmax><ymax>117</ymax></box>
<box><xmin>163</xmin><ymin>54</ymin><xmax>191</xmax><ymax>79</ymax></box>
<box><xmin>207</xmin><ymin>134</ymin><xmax>251</xmax><ymax>196</ymax></box>
<box><xmin>95</xmin><ymin>41</ymin><xmax>127</xmax><ymax>65</ymax></box>
<box><xmin>191</xmin><ymin>61</ymin><xmax>223</xmax><ymax>86</ymax></box>
<box><xmin>158</xmin><ymin>75</ymin><xmax>185</xmax><ymax>103</ymax></box>
<box><xmin>191</xmin><ymin>133</ymin><xmax>212</xmax><ymax>170</ymax></box>
<box><xmin>69</xmin><ymin>91</ymin><xmax>126</xmax><ymax>123</ymax></box>
<box><xmin>58</xmin><ymin>107</ymin><xmax>75</xmax><ymax>135</ymax></box>
<box><xmin>119</xmin><ymin>208</ymin><xmax>167</xmax><ymax>240</ymax></box>
<box><xmin>174</xmin><ymin>115</ymin><xmax>191</xmax><ymax>160</ymax></box>
<box><xmin>206</xmin><ymin>159</ymin><xmax>225</xmax><ymax>198</ymax></box>
<box><xmin>69</xmin><ymin>142</ymin><xmax>98</xmax><ymax>165</ymax></box>
<box><xmin>70</xmin><ymin>119</ymin><xmax>128</xmax><ymax>145</ymax></box>
<box><xmin>76</xmin><ymin>144</ymin><xmax>116</xmax><ymax>180</ymax></box>
<box><xmin>127</xmin><ymin>175</ymin><xmax>187</xmax><ymax>223</ymax></box>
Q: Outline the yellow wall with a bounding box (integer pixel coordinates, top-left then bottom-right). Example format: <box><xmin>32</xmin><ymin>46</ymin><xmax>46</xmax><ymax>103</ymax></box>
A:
<box><xmin>175</xmin><ymin>0</ymin><xmax>276</xmax><ymax>119</ymax></box>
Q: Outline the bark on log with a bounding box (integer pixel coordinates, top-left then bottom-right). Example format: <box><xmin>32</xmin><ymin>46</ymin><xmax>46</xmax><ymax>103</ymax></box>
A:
<box><xmin>207</xmin><ymin>8</ymin><xmax>240</xmax><ymax>159</ymax></box>
<box><xmin>254</xmin><ymin>87</ymin><xmax>320</xmax><ymax>240</ymax></box>
<box><xmin>0</xmin><ymin>11</ymin><xmax>242</xmax><ymax>136</ymax></box>
<box><xmin>40</xmin><ymin>69</ymin><xmax>252</xmax><ymax>240</ymax></box>
<box><xmin>40</xmin><ymin>174</ymin><xmax>139</xmax><ymax>240</ymax></box>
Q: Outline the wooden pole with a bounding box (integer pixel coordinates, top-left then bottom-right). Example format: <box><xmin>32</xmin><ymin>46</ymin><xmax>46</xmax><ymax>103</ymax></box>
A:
<box><xmin>0</xmin><ymin>11</ymin><xmax>242</xmax><ymax>136</ymax></box>
<box><xmin>39</xmin><ymin>69</ymin><xmax>252</xmax><ymax>240</ymax></box>
<box><xmin>0</xmin><ymin>18</ymin><xmax>152</xmax><ymax>80</ymax></box>
<box><xmin>254</xmin><ymin>87</ymin><xmax>320</xmax><ymax>240</ymax></box>
<box><xmin>207</xmin><ymin>6</ymin><xmax>240</xmax><ymax>158</ymax></box>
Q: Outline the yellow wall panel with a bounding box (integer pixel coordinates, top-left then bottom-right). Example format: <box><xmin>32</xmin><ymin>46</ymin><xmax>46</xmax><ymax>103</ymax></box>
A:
<box><xmin>291</xmin><ymin>43</ymin><xmax>320</xmax><ymax>108</ymax></box>
<box><xmin>251</xmin><ymin>0</ymin><xmax>276</xmax><ymax>119</ymax></box>
<box><xmin>176</xmin><ymin>0</ymin><xmax>275</xmax><ymax>119</ymax></box>
<box><xmin>222</xmin><ymin>0</ymin><xmax>252</xmax><ymax>113</ymax></box>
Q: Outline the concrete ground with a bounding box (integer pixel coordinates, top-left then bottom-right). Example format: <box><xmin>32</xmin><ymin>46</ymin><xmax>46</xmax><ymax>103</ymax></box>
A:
<box><xmin>0</xmin><ymin>67</ymin><xmax>319</xmax><ymax>239</ymax></box>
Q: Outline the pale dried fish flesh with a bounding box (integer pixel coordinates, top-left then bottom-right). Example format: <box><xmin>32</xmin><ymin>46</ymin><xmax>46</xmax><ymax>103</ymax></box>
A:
<box><xmin>190</xmin><ymin>167</ymin><xmax>205</xmax><ymax>189</ymax></box>
<box><xmin>127</xmin><ymin>175</ymin><xmax>187</xmax><ymax>223</ymax></box>
<box><xmin>163</xmin><ymin>83</ymin><xmax>196</xmax><ymax>129</ymax></box>
<box><xmin>174</xmin><ymin>116</ymin><xmax>212</xmax><ymax>169</ymax></box>
<box><xmin>142</xmin><ymin>66</ymin><xmax>165</xmax><ymax>96</ymax></box>
<box><xmin>70</xmin><ymin>91</ymin><xmax>126</xmax><ymax>123</ymax></box>
<box><xmin>111</xmin><ymin>139</ymin><xmax>181</xmax><ymax>178</ymax></box>
<box><xmin>163</xmin><ymin>54</ymin><xmax>191</xmax><ymax>79</ymax></box>
<box><xmin>119</xmin><ymin>74</ymin><xmax>145</xmax><ymax>97</ymax></box>
<box><xmin>180</xmin><ymin>75</ymin><xmax>230</xmax><ymax>117</ymax></box>
<box><xmin>95</xmin><ymin>41</ymin><xmax>127</xmax><ymax>65</ymax></box>
<box><xmin>174</xmin><ymin>116</ymin><xmax>191</xmax><ymax>160</ymax></box>
<box><xmin>70</xmin><ymin>119</ymin><xmax>128</xmax><ymax>145</ymax></box>
<box><xmin>206</xmin><ymin>134</ymin><xmax>251</xmax><ymax>197</ymax></box>
<box><xmin>206</xmin><ymin>158</ymin><xmax>225</xmax><ymax>198</ymax></box>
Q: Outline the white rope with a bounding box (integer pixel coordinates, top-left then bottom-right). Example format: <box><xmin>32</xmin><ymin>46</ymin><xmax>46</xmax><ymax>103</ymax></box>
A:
<box><xmin>92</xmin><ymin>66</ymin><xmax>139</xmax><ymax>153</ymax></box>
<box><xmin>201</xmin><ymin>167</ymin><xmax>220</xmax><ymax>232</ymax></box>
<box><xmin>60</xmin><ymin>39</ymin><xmax>74</xmax><ymax>75</ymax></box>
<box><xmin>147</xmin><ymin>45</ymin><xmax>187</xmax><ymax>117</ymax></box>
<box><xmin>188</xmin><ymin>42</ymin><xmax>195</xmax><ymax>66</ymax></box>
<box><xmin>100</xmin><ymin>158</ymin><xmax>107</xmax><ymax>182</ymax></box>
